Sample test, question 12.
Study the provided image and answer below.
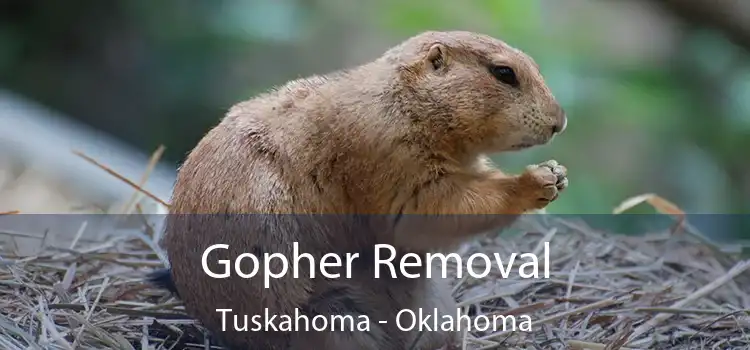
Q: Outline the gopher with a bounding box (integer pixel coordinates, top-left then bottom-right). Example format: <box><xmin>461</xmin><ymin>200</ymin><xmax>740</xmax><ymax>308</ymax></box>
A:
<box><xmin>151</xmin><ymin>30</ymin><xmax>568</xmax><ymax>350</ymax></box>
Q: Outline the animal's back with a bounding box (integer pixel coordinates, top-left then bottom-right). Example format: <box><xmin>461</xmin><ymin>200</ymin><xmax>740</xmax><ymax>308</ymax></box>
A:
<box><xmin>162</xmin><ymin>74</ymin><xmax>386</xmax><ymax>349</ymax></box>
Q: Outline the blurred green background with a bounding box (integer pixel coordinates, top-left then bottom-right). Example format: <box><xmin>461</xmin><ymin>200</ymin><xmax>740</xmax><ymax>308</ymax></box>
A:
<box><xmin>1</xmin><ymin>0</ymin><xmax>749</xmax><ymax>239</ymax></box>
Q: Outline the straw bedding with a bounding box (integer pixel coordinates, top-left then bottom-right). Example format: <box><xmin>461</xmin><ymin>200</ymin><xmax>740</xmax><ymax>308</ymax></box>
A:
<box><xmin>2</xmin><ymin>209</ymin><xmax>749</xmax><ymax>350</ymax></box>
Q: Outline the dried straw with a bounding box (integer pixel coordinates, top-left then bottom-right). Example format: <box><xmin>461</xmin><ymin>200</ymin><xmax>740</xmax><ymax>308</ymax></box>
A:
<box><xmin>1</xmin><ymin>151</ymin><xmax>749</xmax><ymax>349</ymax></box>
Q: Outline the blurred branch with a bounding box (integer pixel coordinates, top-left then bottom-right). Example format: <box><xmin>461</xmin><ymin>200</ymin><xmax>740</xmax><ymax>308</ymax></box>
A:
<box><xmin>649</xmin><ymin>0</ymin><xmax>750</xmax><ymax>51</ymax></box>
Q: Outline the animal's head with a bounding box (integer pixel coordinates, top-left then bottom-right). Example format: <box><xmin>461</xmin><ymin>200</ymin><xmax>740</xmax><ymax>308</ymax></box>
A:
<box><xmin>383</xmin><ymin>31</ymin><xmax>567</xmax><ymax>154</ymax></box>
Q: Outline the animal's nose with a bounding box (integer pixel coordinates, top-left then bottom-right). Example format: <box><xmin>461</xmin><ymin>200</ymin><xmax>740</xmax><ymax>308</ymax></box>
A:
<box><xmin>552</xmin><ymin>108</ymin><xmax>567</xmax><ymax>135</ymax></box>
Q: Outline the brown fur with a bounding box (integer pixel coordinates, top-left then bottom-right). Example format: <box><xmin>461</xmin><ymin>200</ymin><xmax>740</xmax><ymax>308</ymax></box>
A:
<box><xmin>161</xmin><ymin>30</ymin><xmax>568</xmax><ymax>349</ymax></box>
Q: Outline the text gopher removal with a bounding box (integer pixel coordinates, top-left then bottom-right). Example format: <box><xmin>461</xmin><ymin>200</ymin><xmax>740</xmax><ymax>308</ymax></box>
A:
<box><xmin>200</xmin><ymin>242</ymin><xmax>551</xmax><ymax>288</ymax></box>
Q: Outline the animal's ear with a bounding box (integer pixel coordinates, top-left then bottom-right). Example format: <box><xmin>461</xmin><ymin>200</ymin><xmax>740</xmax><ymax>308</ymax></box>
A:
<box><xmin>424</xmin><ymin>43</ymin><xmax>448</xmax><ymax>71</ymax></box>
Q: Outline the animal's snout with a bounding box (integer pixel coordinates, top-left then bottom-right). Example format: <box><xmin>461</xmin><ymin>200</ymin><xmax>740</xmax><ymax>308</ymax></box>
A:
<box><xmin>551</xmin><ymin>106</ymin><xmax>567</xmax><ymax>135</ymax></box>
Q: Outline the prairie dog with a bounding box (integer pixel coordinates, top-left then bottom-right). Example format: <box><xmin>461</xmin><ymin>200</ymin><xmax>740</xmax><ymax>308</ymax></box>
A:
<box><xmin>152</xmin><ymin>30</ymin><xmax>568</xmax><ymax>349</ymax></box>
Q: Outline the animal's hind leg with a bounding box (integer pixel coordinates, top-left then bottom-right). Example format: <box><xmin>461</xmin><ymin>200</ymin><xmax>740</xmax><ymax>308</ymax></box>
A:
<box><xmin>287</xmin><ymin>272</ymin><xmax>460</xmax><ymax>350</ymax></box>
<box><xmin>287</xmin><ymin>278</ymin><xmax>402</xmax><ymax>350</ymax></box>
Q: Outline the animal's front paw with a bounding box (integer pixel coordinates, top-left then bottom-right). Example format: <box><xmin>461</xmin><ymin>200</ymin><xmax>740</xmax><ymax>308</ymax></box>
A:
<box><xmin>518</xmin><ymin>159</ymin><xmax>568</xmax><ymax>210</ymax></box>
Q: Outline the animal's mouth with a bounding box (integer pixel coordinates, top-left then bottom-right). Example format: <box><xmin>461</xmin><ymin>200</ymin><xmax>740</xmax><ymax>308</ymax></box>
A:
<box><xmin>510</xmin><ymin>135</ymin><xmax>552</xmax><ymax>150</ymax></box>
<box><xmin>509</xmin><ymin>143</ymin><xmax>534</xmax><ymax>150</ymax></box>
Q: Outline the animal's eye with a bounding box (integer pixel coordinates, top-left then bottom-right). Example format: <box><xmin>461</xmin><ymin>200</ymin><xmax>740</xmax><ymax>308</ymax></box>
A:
<box><xmin>489</xmin><ymin>65</ymin><xmax>519</xmax><ymax>87</ymax></box>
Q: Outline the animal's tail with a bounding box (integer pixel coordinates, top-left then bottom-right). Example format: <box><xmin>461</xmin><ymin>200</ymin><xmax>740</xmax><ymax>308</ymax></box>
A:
<box><xmin>147</xmin><ymin>268</ymin><xmax>180</xmax><ymax>298</ymax></box>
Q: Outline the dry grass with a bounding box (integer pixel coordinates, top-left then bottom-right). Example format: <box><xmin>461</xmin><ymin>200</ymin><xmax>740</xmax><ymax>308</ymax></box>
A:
<box><xmin>1</xmin><ymin>212</ymin><xmax>749</xmax><ymax>350</ymax></box>
<box><xmin>1</xmin><ymin>150</ymin><xmax>750</xmax><ymax>349</ymax></box>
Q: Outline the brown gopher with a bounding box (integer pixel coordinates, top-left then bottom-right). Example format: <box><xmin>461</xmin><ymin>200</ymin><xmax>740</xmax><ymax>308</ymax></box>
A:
<box><xmin>150</xmin><ymin>30</ymin><xmax>568</xmax><ymax>350</ymax></box>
